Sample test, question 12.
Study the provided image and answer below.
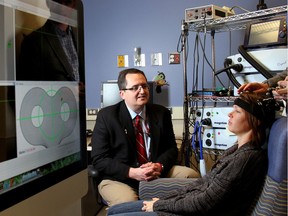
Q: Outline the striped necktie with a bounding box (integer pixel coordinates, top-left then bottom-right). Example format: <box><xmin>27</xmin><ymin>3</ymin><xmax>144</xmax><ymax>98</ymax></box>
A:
<box><xmin>134</xmin><ymin>115</ymin><xmax>148</xmax><ymax>165</ymax></box>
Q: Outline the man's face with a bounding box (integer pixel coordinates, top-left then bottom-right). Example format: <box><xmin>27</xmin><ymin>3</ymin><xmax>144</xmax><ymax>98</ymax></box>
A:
<box><xmin>120</xmin><ymin>73</ymin><xmax>150</xmax><ymax>113</ymax></box>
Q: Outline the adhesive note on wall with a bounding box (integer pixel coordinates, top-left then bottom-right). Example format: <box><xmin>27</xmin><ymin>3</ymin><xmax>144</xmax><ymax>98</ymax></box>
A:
<box><xmin>117</xmin><ymin>55</ymin><xmax>129</xmax><ymax>67</ymax></box>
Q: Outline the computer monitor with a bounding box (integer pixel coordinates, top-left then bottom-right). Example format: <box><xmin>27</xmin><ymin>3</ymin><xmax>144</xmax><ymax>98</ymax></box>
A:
<box><xmin>244</xmin><ymin>16</ymin><xmax>287</xmax><ymax>49</ymax></box>
<box><xmin>0</xmin><ymin>0</ymin><xmax>86</xmax><ymax>211</ymax></box>
<box><xmin>101</xmin><ymin>81</ymin><xmax>122</xmax><ymax>108</ymax></box>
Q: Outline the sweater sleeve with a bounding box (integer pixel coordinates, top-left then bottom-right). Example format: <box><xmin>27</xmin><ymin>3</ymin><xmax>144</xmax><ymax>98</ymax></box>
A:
<box><xmin>263</xmin><ymin>68</ymin><xmax>288</xmax><ymax>87</ymax></box>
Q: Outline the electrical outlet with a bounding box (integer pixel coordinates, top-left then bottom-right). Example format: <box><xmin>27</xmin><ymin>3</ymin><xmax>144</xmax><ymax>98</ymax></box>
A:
<box><xmin>86</xmin><ymin>109</ymin><xmax>98</xmax><ymax>120</ymax></box>
<box><xmin>88</xmin><ymin>109</ymin><xmax>97</xmax><ymax>115</ymax></box>
<box><xmin>168</xmin><ymin>52</ymin><xmax>180</xmax><ymax>64</ymax></box>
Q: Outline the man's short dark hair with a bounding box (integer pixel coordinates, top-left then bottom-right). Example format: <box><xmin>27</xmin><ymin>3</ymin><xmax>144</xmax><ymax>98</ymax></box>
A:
<box><xmin>117</xmin><ymin>68</ymin><xmax>147</xmax><ymax>90</ymax></box>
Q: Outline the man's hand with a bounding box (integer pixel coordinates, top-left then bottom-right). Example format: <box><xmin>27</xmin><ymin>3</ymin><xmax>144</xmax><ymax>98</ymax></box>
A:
<box><xmin>273</xmin><ymin>76</ymin><xmax>288</xmax><ymax>99</ymax></box>
<box><xmin>238</xmin><ymin>82</ymin><xmax>269</xmax><ymax>94</ymax></box>
<box><xmin>142</xmin><ymin>198</ymin><xmax>159</xmax><ymax>212</ymax></box>
<box><xmin>128</xmin><ymin>162</ymin><xmax>161</xmax><ymax>181</ymax></box>
<box><xmin>140</xmin><ymin>162</ymin><xmax>162</xmax><ymax>181</ymax></box>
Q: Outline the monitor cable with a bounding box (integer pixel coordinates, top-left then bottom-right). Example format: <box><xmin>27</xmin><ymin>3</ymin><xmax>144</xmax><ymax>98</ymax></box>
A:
<box><xmin>238</xmin><ymin>45</ymin><xmax>273</xmax><ymax>79</ymax></box>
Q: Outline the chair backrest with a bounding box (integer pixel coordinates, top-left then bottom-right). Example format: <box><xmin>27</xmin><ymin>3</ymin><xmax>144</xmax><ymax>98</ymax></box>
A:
<box><xmin>252</xmin><ymin>116</ymin><xmax>287</xmax><ymax>215</ymax></box>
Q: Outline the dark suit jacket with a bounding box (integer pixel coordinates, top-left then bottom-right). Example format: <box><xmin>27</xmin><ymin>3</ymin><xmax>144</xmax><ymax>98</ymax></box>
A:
<box><xmin>17</xmin><ymin>20</ymin><xmax>77</xmax><ymax>81</ymax></box>
<box><xmin>91</xmin><ymin>101</ymin><xmax>178</xmax><ymax>189</ymax></box>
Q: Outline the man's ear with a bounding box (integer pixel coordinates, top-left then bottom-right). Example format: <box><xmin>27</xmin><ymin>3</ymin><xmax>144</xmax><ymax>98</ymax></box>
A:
<box><xmin>119</xmin><ymin>90</ymin><xmax>125</xmax><ymax>99</ymax></box>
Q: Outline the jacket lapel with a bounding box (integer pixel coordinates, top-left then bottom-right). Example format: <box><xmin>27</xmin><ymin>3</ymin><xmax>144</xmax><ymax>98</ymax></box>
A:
<box><xmin>118</xmin><ymin>102</ymin><xmax>137</xmax><ymax>152</ymax></box>
<box><xmin>146</xmin><ymin>105</ymin><xmax>160</xmax><ymax>159</ymax></box>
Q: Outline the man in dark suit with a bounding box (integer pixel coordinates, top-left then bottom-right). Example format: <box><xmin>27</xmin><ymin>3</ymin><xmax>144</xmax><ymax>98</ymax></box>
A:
<box><xmin>17</xmin><ymin>0</ymin><xmax>79</xmax><ymax>81</ymax></box>
<box><xmin>91</xmin><ymin>68</ymin><xmax>199</xmax><ymax>206</ymax></box>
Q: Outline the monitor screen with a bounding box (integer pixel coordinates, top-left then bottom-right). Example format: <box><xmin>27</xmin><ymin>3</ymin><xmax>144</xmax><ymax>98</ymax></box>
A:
<box><xmin>0</xmin><ymin>0</ymin><xmax>86</xmax><ymax>211</ymax></box>
<box><xmin>244</xmin><ymin>16</ymin><xmax>287</xmax><ymax>49</ymax></box>
<box><xmin>101</xmin><ymin>82</ymin><xmax>122</xmax><ymax>108</ymax></box>
<box><xmin>249</xmin><ymin>19</ymin><xmax>281</xmax><ymax>45</ymax></box>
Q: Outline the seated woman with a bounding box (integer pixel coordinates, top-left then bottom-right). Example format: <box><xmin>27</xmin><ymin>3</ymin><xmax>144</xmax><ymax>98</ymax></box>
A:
<box><xmin>107</xmin><ymin>92</ymin><xmax>277</xmax><ymax>216</ymax></box>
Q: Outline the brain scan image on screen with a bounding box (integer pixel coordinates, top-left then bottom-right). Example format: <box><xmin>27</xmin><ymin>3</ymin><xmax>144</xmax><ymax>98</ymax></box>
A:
<box><xmin>15</xmin><ymin>82</ymin><xmax>80</xmax><ymax>156</ymax></box>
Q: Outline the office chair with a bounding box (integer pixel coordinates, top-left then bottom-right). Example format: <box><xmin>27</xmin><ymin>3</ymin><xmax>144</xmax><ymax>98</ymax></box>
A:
<box><xmin>251</xmin><ymin>116</ymin><xmax>287</xmax><ymax>215</ymax></box>
<box><xmin>87</xmin><ymin>164</ymin><xmax>106</xmax><ymax>205</ymax></box>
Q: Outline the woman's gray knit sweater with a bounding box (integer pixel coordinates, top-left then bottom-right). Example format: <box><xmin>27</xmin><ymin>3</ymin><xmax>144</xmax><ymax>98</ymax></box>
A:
<box><xmin>153</xmin><ymin>143</ymin><xmax>268</xmax><ymax>216</ymax></box>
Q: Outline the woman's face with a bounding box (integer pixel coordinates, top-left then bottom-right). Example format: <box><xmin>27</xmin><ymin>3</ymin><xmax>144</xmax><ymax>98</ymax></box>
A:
<box><xmin>228</xmin><ymin>105</ymin><xmax>251</xmax><ymax>135</ymax></box>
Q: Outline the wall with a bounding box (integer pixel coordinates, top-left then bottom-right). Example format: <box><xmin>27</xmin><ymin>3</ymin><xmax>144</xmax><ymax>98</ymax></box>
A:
<box><xmin>82</xmin><ymin>0</ymin><xmax>287</xmax><ymax>108</ymax></box>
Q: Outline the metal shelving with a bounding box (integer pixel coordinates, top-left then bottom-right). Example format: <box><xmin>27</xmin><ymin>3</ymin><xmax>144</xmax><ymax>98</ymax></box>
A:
<box><xmin>185</xmin><ymin>4</ymin><xmax>288</xmax><ymax>106</ymax></box>
<box><xmin>188</xmin><ymin>95</ymin><xmax>237</xmax><ymax>103</ymax></box>
<box><xmin>181</xmin><ymin>5</ymin><xmax>288</xmax><ymax>161</ymax></box>
<box><xmin>188</xmin><ymin>5</ymin><xmax>287</xmax><ymax>32</ymax></box>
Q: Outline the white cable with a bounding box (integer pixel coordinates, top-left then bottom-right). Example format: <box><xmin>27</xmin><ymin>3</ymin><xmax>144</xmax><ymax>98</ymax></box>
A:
<box><xmin>199</xmin><ymin>159</ymin><xmax>206</xmax><ymax>177</ymax></box>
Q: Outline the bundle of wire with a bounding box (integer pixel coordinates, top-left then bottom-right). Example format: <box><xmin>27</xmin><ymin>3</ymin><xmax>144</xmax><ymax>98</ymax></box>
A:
<box><xmin>191</xmin><ymin>121</ymin><xmax>206</xmax><ymax>176</ymax></box>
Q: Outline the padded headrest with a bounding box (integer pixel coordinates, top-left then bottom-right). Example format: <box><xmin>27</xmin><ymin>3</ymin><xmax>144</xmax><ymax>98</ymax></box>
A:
<box><xmin>267</xmin><ymin>117</ymin><xmax>287</xmax><ymax>182</ymax></box>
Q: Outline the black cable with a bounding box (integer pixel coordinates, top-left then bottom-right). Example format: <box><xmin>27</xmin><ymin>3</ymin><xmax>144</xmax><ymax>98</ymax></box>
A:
<box><xmin>192</xmin><ymin>33</ymin><xmax>199</xmax><ymax>92</ymax></box>
<box><xmin>177</xmin><ymin>33</ymin><xmax>182</xmax><ymax>53</ymax></box>
<box><xmin>228</xmin><ymin>31</ymin><xmax>232</xmax><ymax>88</ymax></box>
<box><xmin>215</xmin><ymin>63</ymin><xmax>243</xmax><ymax>75</ymax></box>
<box><xmin>197</xmin><ymin>31</ymin><xmax>225</xmax><ymax>87</ymax></box>
<box><xmin>238</xmin><ymin>45</ymin><xmax>273</xmax><ymax>79</ymax></box>
<box><xmin>214</xmin><ymin>58</ymin><xmax>242</xmax><ymax>88</ymax></box>
<box><xmin>178</xmin><ymin>21</ymin><xmax>189</xmax><ymax>59</ymax></box>
<box><xmin>198</xmin><ymin>34</ymin><xmax>214</xmax><ymax>71</ymax></box>
<box><xmin>224</xmin><ymin>59</ymin><xmax>242</xmax><ymax>88</ymax></box>
<box><xmin>201</xmin><ymin>23</ymin><xmax>206</xmax><ymax>110</ymax></box>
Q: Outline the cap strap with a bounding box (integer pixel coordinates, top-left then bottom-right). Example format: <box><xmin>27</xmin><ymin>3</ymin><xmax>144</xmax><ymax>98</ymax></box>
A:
<box><xmin>234</xmin><ymin>98</ymin><xmax>263</xmax><ymax>120</ymax></box>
